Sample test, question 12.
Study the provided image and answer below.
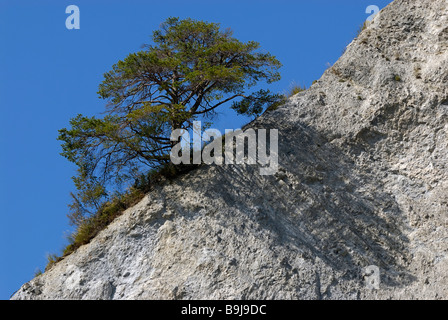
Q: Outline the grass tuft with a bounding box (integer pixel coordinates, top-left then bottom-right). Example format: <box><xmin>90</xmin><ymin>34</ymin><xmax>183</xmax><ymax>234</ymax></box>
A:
<box><xmin>45</xmin><ymin>163</ymin><xmax>198</xmax><ymax>272</ymax></box>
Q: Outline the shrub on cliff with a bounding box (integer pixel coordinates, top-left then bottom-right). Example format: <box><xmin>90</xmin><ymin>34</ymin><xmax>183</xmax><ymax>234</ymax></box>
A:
<box><xmin>58</xmin><ymin>17</ymin><xmax>283</xmax><ymax>229</ymax></box>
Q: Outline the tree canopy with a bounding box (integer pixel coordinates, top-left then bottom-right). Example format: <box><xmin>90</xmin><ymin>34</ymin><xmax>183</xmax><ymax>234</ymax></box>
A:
<box><xmin>58</xmin><ymin>17</ymin><xmax>282</xmax><ymax>225</ymax></box>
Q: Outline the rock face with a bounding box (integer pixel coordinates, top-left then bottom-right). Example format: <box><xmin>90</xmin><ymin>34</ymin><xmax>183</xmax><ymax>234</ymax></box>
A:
<box><xmin>12</xmin><ymin>0</ymin><xmax>448</xmax><ymax>300</ymax></box>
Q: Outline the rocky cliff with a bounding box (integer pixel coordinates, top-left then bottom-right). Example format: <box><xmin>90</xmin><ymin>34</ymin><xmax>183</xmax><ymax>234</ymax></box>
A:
<box><xmin>12</xmin><ymin>0</ymin><xmax>448</xmax><ymax>300</ymax></box>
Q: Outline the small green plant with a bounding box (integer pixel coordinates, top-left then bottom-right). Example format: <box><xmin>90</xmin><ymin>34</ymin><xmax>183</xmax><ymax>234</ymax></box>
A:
<box><xmin>45</xmin><ymin>253</ymin><xmax>61</xmax><ymax>271</ymax></box>
<box><xmin>265</xmin><ymin>82</ymin><xmax>306</xmax><ymax>113</ymax></box>
<box><xmin>287</xmin><ymin>84</ymin><xmax>306</xmax><ymax>97</ymax></box>
<box><xmin>356</xmin><ymin>21</ymin><xmax>368</xmax><ymax>38</ymax></box>
<box><xmin>34</xmin><ymin>268</ymin><xmax>43</xmax><ymax>277</ymax></box>
<box><xmin>394</xmin><ymin>75</ymin><xmax>402</xmax><ymax>82</ymax></box>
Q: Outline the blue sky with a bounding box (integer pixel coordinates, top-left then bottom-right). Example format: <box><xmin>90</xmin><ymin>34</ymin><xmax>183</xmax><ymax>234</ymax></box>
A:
<box><xmin>0</xmin><ymin>0</ymin><xmax>393</xmax><ymax>299</ymax></box>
